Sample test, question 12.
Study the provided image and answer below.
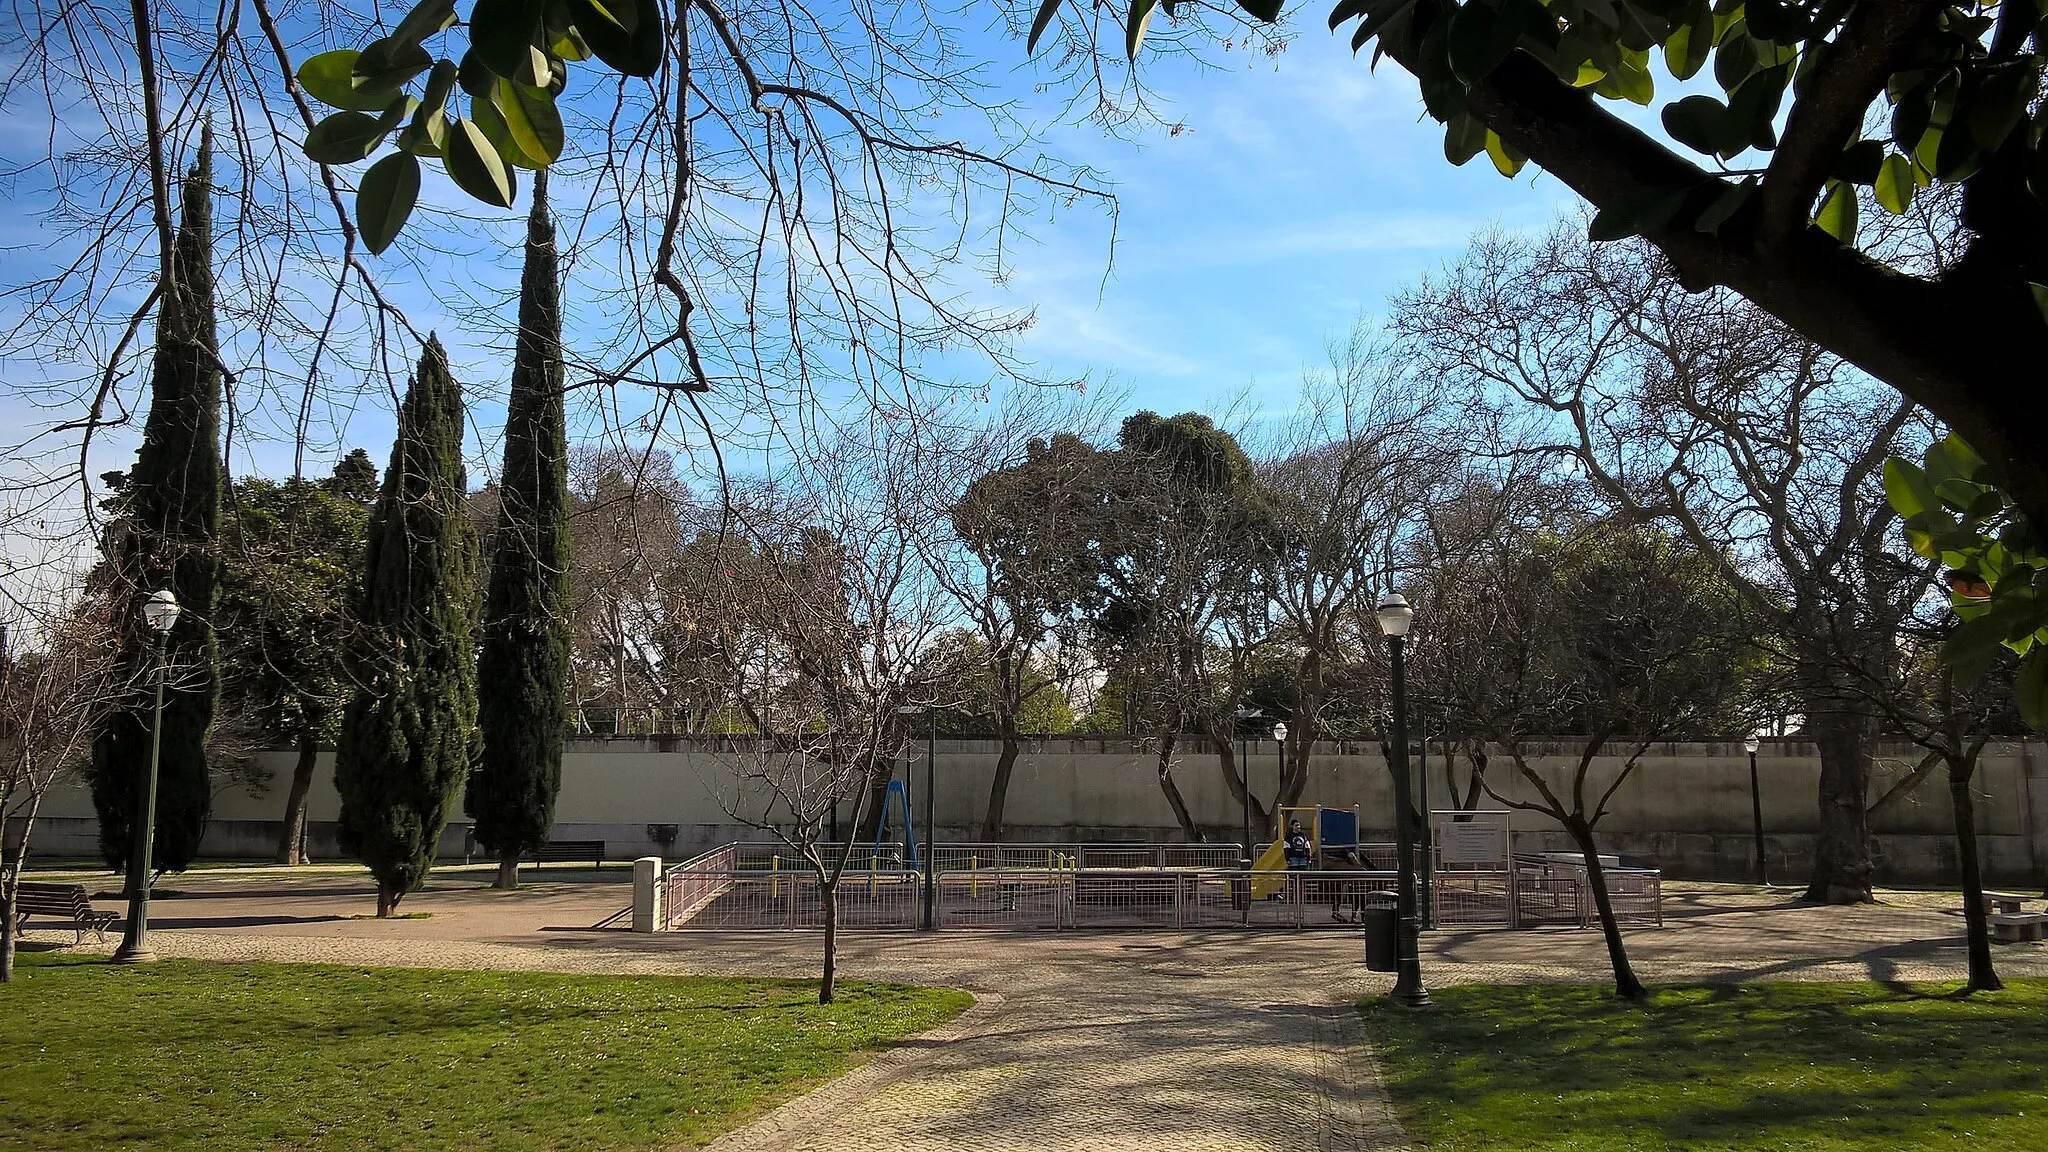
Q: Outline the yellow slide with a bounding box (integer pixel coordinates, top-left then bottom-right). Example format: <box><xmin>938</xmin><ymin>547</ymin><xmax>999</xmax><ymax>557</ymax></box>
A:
<box><xmin>1249</xmin><ymin>839</ymin><xmax>1289</xmax><ymax>900</ymax></box>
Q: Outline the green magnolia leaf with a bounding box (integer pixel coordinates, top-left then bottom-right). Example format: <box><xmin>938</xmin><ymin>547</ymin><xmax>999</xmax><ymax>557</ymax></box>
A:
<box><xmin>1713</xmin><ymin>26</ymin><xmax>1757</xmax><ymax>91</ymax></box>
<box><xmin>1597</xmin><ymin>56</ymin><xmax>1654</xmax><ymax>105</ymax></box>
<box><xmin>1664</xmin><ymin>10</ymin><xmax>1710</xmax><ymax>79</ymax></box>
<box><xmin>1484</xmin><ymin>129</ymin><xmax>1525</xmax><ymax>177</ymax></box>
<box><xmin>1027</xmin><ymin>0</ymin><xmax>1064</xmax><ymax>52</ymax></box>
<box><xmin>1968</xmin><ymin>62</ymin><xmax>2039</xmax><ymax>152</ymax></box>
<box><xmin>1815</xmin><ymin>179</ymin><xmax>1857</xmax><ymax>242</ymax></box>
<box><xmin>396</xmin><ymin>116</ymin><xmax>447</xmax><ymax>158</ymax></box>
<box><xmin>1125</xmin><ymin>0</ymin><xmax>1158</xmax><ymax>60</ymax></box>
<box><xmin>579</xmin><ymin>0</ymin><xmax>637</xmax><ymax>33</ymax></box>
<box><xmin>471</xmin><ymin>0</ymin><xmax>541</xmax><ymax>78</ymax></box>
<box><xmin>303</xmin><ymin>110</ymin><xmax>388</xmax><ymax>165</ymax></box>
<box><xmin>2030</xmin><ymin>282</ymin><xmax>2048</xmax><ymax>325</ymax></box>
<box><xmin>354</xmin><ymin>37</ymin><xmax>433</xmax><ymax>91</ymax></box>
<box><xmin>299</xmin><ymin>50</ymin><xmax>397</xmax><ymax>112</ymax></box>
<box><xmin>1444</xmin><ymin>113</ymin><xmax>1487</xmax><ymax>165</ymax></box>
<box><xmin>415</xmin><ymin>59</ymin><xmax>459</xmax><ymax>124</ymax></box>
<box><xmin>1237</xmin><ymin>0</ymin><xmax>1282</xmax><ymax>21</ymax></box>
<box><xmin>1943</xmin><ymin>610</ymin><xmax>2011</xmax><ymax>686</ymax></box>
<box><xmin>553</xmin><ymin>27</ymin><xmax>593</xmax><ymax>61</ymax></box>
<box><xmin>1832</xmin><ymin>139</ymin><xmax>1883</xmax><ymax>184</ymax></box>
<box><xmin>1662</xmin><ymin>94</ymin><xmax>1732</xmax><ymax>155</ymax></box>
<box><xmin>473</xmin><ymin>94</ymin><xmax>548</xmax><ymax>169</ymax></box>
<box><xmin>1934</xmin><ymin>433</ymin><xmax>1992</xmax><ymax>483</ymax></box>
<box><xmin>444</xmin><ymin>116</ymin><xmax>517</xmax><ymax>207</ymax></box>
<box><xmin>1449</xmin><ymin>0</ymin><xmax>1537</xmax><ymax>85</ymax></box>
<box><xmin>356</xmin><ymin>150</ymin><xmax>422</xmax><ymax>254</ymax></box>
<box><xmin>1883</xmin><ymin>458</ymin><xmax>1941</xmax><ymax>520</ymax></box>
<box><xmin>390</xmin><ymin>0</ymin><xmax>459</xmax><ymax>48</ymax></box>
<box><xmin>458</xmin><ymin>48</ymin><xmax>497</xmax><ymax>98</ymax></box>
<box><xmin>2016</xmin><ymin>648</ymin><xmax>2048</xmax><ymax>730</ymax></box>
<box><xmin>1588</xmin><ymin>182</ymin><xmax>1690</xmax><ymax>241</ymax></box>
<box><xmin>493</xmin><ymin>76</ymin><xmax>564</xmax><ymax>165</ymax></box>
<box><xmin>1348</xmin><ymin>0</ymin><xmax>1418</xmax><ymax>55</ymax></box>
<box><xmin>1693</xmin><ymin>176</ymin><xmax>1755</xmax><ymax>234</ymax></box>
<box><xmin>1727</xmin><ymin>63</ymin><xmax>1791</xmax><ymax>154</ymax></box>
<box><xmin>571</xmin><ymin>0</ymin><xmax>663</xmax><ymax>77</ymax></box>
<box><xmin>1874</xmin><ymin>153</ymin><xmax>1915</xmax><ymax>214</ymax></box>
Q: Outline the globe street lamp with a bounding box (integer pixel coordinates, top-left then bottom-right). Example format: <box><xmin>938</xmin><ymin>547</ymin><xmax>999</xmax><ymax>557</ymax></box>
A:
<box><xmin>114</xmin><ymin>588</ymin><xmax>180</xmax><ymax>965</ymax></box>
<box><xmin>1375</xmin><ymin>592</ymin><xmax>1428</xmax><ymax>1007</ymax></box>
<box><xmin>1745</xmin><ymin>734</ymin><xmax>1766</xmax><ymax>886</ymax></box>
<box><xmin>1271</xmin><ymin>721</ymin><xmax>1289</xmax><ymax>850</ymax></box>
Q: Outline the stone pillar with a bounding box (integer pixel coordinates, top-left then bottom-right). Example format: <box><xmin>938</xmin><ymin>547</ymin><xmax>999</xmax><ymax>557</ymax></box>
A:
<box><xmin>633</xmin><ymin>856</ymin><xmax>663</xmax><ymax>932</ymax></box>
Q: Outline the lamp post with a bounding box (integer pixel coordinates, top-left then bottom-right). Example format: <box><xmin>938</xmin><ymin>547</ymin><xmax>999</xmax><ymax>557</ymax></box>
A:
<box><xmin>895</xmin><ymin>704</ymin><xmax>936</xmax><ymax>931</ymax></box>
<box><xmin>1375</xmin><ymin>591</ymin><xmax>1428</xmax><ymax>1007</ymax></box>
<box><xmin>114</xmin><ymin>588</ymin><xmax>180</xmax><ymax>965</ymax></box>
<box><xmin>1745</xmin><ymin>734</ymin><xmax>1766</xmax><ymax>886</ymax></box>
<box><xmin>1271</xmin><ymin>722</ymin><xmax>1289</xmax><ymax>847</ymax></box>
<box><xmin>1233</xmin><ymin>706</ymin><xmax>1262</xmax><ymax>868</ymax></box>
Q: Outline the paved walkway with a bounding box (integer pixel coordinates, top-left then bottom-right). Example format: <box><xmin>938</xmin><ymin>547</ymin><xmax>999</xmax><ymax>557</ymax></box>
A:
<box><xmin>19</xmin><ymin>869</ymin><xmax>2048</xmax><ymax>1150</ymax></box>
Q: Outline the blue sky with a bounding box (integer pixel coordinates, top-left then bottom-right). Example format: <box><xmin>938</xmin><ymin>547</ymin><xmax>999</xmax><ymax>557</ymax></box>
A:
<box><xmin>984</xmin><ymin>28</ymin><xmax>1576</xmax><ymax>414</ymax></box>
<box><xmin>0</xmin><ymin>5</ymin><xmax>1586</xmax><ymax>510</ymax></box>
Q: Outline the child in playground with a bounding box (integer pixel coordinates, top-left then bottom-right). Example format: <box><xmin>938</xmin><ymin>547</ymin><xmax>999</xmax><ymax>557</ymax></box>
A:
<box><xmin>1283</xmin><ymin>820</ymin><xmax>1314</xmax><ymax>870</ymax></box>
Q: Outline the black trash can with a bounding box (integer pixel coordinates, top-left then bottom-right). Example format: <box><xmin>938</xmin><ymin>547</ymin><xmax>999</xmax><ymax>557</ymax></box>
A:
<box><xmin>1362</xmin><ymin>891</ymin><xmax>1398</xmax><ymax>972</ymax></box>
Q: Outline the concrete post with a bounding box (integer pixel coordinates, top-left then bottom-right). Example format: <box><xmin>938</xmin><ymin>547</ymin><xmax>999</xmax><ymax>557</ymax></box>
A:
<box><xmin>633</xmin><ymin>856</ymin><xmax>663</xmax><ymax>932</ymax></box>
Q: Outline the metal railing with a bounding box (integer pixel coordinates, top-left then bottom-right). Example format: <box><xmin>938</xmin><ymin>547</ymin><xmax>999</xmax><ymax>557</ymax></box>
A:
<box><xmin>656</xmin><ymin>840</ymin><xmax>1662</xmax><ymax>932</ymax></box>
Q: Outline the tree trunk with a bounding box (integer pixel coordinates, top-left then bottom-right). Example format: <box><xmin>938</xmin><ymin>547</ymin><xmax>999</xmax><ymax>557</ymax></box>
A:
<box><xmin>274</xmin><ymin>726</ymin><xmax>319</xmax><ymax>865</ymax></box>
<box><xmin>496</xmin><ymin>849</ymin><xmax>520</xmax><ymax>890</ymax></box>
<box><xmin>1154</xmin><ymin>731</ymin><xmax>1204</xmax><ymax>841</ymax></box>
<box><xmin>1948</xmin><ymin>759</ymin><xmax>2002</xmax><ymax>993</ymax></box>
<box><xmin>376</xmin><ymin>885</ymin><xmax>397</xmax><ymax>917</ymax></box>
<box><xmin>981</xmin><ymin>717</ymin><xmax>1020</xmax><ymax>841</ymax></box>
<box><xmin>1</xmin><ymin>889</ymin><xmax>16</xmax><ymax>983</ymax></box>
<box><xmin>1801</xmin><ymin>695</ymin><xmax>1877</xmax><ymax>904</ymax></box>
<box><xmin>818</xmin><ymin>878</ymin><xmax>838</xmax><ymax>1004</ymax></box>
<box><xmin>1567</xmin><ymin>818</ymin><xmax>1645</xmax><ymax>1000</ymax></box>
<box><xmin>858</xmin><ymin>770</ymin><xmax>892</xmax><ymax>843</ymax></box>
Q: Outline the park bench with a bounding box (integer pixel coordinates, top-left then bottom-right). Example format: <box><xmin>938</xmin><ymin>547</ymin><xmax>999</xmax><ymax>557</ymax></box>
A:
<box><xmin>1981</xmin><ymin>892</ymin><xmax>2034</xmax><ymax>916</ymax></box>
<box><xmin>12</xmin><ymin>882</ymin><xmax>119</xmax><ymax>943</ymax></box>
<box><xmin>524</xmin><ymin>840</ymin><xmax>606</xmax><ymax>870</ymax></box>
<box><xmin>1989</xmin><ymin>912</ymin><xmax>2048</xmax><ymax>944</ymax></box>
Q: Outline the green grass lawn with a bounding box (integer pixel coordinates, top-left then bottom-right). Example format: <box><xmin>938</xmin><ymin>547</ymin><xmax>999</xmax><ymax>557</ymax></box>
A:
<box><xmin>1363</xmin><ymin>980</ymin><xmax>2048</xmax><ymax>1151</ymax></box>
<box><xmin>0</xmin><ymin>953</ymin><xmax>969</xmax><ymax>1150</ymax></box>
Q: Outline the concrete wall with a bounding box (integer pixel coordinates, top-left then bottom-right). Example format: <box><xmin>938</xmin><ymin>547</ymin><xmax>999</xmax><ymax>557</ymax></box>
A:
<box><xmin>22</xmin><ymin>736</ymin><xmax>2048</xmax><ymax>886</ymax></box>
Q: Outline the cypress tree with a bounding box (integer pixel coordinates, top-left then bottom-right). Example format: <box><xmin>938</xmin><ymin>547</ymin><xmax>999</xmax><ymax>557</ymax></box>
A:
<box><xmin>334</xmin><ymin>337</ymin><xmax>480</xmax><ymax>916</ymax></box>
<box><xmin>91</xmin><ymin>129</ymin><xmax>221</xmax><ymax>875</ymax></box>
<box><xmin>471</xmin><ymin>172</ymin><xmax>572</xmax><ymax>889</ymax></box>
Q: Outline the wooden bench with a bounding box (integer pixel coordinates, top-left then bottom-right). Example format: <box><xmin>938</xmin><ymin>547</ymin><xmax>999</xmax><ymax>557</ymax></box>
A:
<box><xmin>1982</xmin><ymin>892</ymin><xmax>2034</xmax><ymax>916</ymax></box>
<box><xmin>12</xmin><ymin>882</ymin><xmax>119</xmax><ymax>943</ymax></box>
<box><xmin>1990</xmin><ymin>912</ymin><xmax>2048</xmax><ymax>944</ymax></box>
<box><xmin>525</xmin><ymin>840</ymin><xmax>606</xmax><ymax>870</ymax></box>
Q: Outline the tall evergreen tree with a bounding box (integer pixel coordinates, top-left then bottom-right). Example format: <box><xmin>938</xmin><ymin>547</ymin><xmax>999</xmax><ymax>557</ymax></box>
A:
<box><xmin>334</xmin><ymin>337</ymin><xmax>480</xmax><ymax>916</ymax></box>
<box><xmin>471</xmin><ymin>172</ymin><xmax>572</xmax><ymax>889</ymax></box>
<box><xmin>90</xmin><ymin>129</ymin><xmax>222</xmax><ymax>875</ymax></box>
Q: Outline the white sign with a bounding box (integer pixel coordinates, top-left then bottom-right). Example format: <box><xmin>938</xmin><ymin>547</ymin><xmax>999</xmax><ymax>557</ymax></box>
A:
<box><xmin>1437</xmin><ymin>818</ymin><xmax>1507</xmax><ymax>866</ymax></box>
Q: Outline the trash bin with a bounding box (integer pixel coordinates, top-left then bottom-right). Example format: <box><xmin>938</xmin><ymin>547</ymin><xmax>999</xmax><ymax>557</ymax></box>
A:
<box><xmin>1362</xmin><ymin>891</ymin><xmax>1398</xmax><ymax>972</ymax></box>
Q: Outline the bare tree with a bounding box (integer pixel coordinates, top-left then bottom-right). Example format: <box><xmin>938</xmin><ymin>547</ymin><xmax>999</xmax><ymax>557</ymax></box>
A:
<box><xmin>694</xmin><ymin>414</ymin><xmax>954</xmax><ymax>1002</ymax></box>
<box><xmin>1253</xmin><ymin>328</ymin><xmax>1469</xmax><ymax>834</ymax></box>
<box><xmin>1394</xmin><ymin>223</ymin><xmax>1935</xmax><ymax>905</ymax></box>
<box><xmin>1</xmin><ymin>580</ymin><xmax>130</xmax><ymax>981</ymax></box>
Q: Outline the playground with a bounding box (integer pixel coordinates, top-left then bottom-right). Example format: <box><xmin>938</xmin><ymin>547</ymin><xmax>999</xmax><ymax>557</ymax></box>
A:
<box><xmin>655</xmin><ymin>794</ymin><xmax>1664</xmax><ymax>934</ymax></box>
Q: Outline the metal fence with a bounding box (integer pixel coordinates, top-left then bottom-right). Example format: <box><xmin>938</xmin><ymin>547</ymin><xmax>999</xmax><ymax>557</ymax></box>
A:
<box><xmin>658</xmin><ymin>840</ymin><xmax>1661</xmax><ymax>932</ymax></box>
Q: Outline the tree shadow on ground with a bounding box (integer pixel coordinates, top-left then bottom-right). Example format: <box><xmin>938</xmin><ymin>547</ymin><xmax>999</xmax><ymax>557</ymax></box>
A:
<box><xmin>1364</xmin><ymin>980</ymin><xmax>2048</xmax><ymax>1151</ymax></box>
